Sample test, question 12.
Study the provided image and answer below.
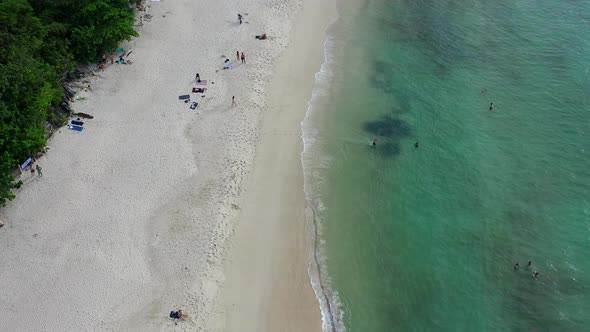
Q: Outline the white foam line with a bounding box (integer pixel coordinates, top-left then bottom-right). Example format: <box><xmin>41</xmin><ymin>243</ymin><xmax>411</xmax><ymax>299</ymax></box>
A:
<box><xmin>301</xmin><ymin>34</ymin><xmax>346</xmax><ymax>332</ymax></box>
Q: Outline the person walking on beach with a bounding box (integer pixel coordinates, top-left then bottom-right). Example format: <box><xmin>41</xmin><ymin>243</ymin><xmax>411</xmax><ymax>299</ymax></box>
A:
<box><xmin>232</xmin><ymin>96</ymin><xmax>237</xmax><ymax>107</ymax></box>
<box><xmin>238</xmin><ymin>13</ymin><xmax>243</xmax><ymax>24</ymax></box>
<box><xmin>36</xmin><ymin>165</ymin><xmax>42</xmax><ymax>177</ymax></box>
<box><xmin>30</xmin><ymin>164</ymin><xmax>35</xmax><ymax>176</ymax></box>
<box><xmin>195</xmin><ymin>73</ymin><xmax>201</xmax><ymax>83</ymax></box>
<box><xmin>241</xmin><ymin>52</ymin><xmax>246</xmax><ymax>64</ymax></box>
<box><xmin>236</xmin><ymin>51</ymin><xmax>240</xmax><ymax>61</ymax></box>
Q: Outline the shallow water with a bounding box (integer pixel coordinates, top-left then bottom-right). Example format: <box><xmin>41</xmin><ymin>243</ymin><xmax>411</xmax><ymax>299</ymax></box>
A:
<box><xmin>302</xmin><ymin>0</ymin><xmax>590</xmax><ymax>330</ymax></box>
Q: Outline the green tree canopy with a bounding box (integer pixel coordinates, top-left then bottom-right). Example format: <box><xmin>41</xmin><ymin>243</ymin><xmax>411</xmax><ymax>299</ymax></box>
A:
<box><xmin>0</xmin><ymin>0</ymin><xmax>138</xmax><ymax>205</ymax></box>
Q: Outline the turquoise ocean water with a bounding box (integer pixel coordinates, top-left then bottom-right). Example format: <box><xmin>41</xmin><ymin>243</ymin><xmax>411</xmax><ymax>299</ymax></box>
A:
<box><xmin>302</xmin><ymin>0</ymin><xmax>590</xmax><ymax>331</ymax></box>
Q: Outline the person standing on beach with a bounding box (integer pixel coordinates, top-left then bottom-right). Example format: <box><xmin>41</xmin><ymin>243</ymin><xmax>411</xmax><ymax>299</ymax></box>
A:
<box><xmin>236</xmin><ymin>51</ymin><xmax>240</xmax><ymax>61</ymax></box>
<box><xmin>232</xmin><ymin>96</ymin><xmax>236</xmax><ymax>107</ymax></box>
<box><xmin>241</xmin><ymin>52</ymin><xmax>246</xmax><ymax>64</ymax></box>
<box><xmin>36</xmin><ymin>165</ymin><xmax>42</xmax><ymax>177</ymax></box>
<box><xmin>195</xmin><ymin>73</ymin><xmax>201</xmax><ymax>83</ymax></box>
<box><xmin>238</xmin><ymin>13</ymin><xmax>243</xmax><ymax>24</ymax></box>
<box><xmin>30</xmin><ymin>164</ymin><xmax>35</xmax><ymax>176</ymax></box>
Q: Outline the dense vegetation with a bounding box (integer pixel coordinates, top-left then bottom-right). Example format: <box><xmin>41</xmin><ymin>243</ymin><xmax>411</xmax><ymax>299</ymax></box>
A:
<box><xmin>0</xmin><ymin>0</ymin><xmax>138</xmax><ymax>205</ymax></box>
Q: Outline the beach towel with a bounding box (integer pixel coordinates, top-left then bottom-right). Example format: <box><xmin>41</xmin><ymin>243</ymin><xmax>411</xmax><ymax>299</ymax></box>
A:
<box><xmin>190</xmin><ymin>102</ymin><xmax>198</xmax><ymax>110</ymax></box>
<box><xmin>20</xmin><ymin>157</ymin><xmax>32</xmax><ymax>170</ymax></box>
<box><xmin>71</xmin><ymin>120</ymin><xmax>84</xmax><ymax>126</ymax></box>
<box><xmin>179</xmin><ymin>95</ymin><xmax>190</xmax><ymax>100</ymax></box>
<box><xmin>196</xmin><ymin>80</ymin><xmax>208</xmax><ymax>85</ymax></box>
<box><xmin>192</xmin><ymin>88</ymin><xmax>206</xmax><ymax>93</ymax></box>
<box><xmin>68</xmin><ymin>125</ymin><xmax>84</xmax><ymax>132</ymax></box>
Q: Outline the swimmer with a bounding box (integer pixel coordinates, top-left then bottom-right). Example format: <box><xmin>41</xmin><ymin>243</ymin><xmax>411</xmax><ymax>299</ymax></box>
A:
<box><xmin>489</xmin><ymin>102</ymin><xmax>494</xmax><ymax>110</ymax></box>
<box><xmin>372</xmin><ymin>138</ymin><xmax>378</xmax><ymax>147</ymax></box>
<box><xmin>513</xmin><ymin>262</ymin><xmax>520</xmax><ymax>270</ymax></box>
<box><xmin>532</xmin><ymin>271</ymin><xmax>539</xmax><ymax>278</ymax></box>
<box><xmin>481</xmin><ymin>88</ymin><xmax>487</xmax><ymax>94</ymax></box>
<box><xmin>415</xmin><ymin>142</ymin><xmax>420</xmax><ymax>149</ymax></box>
<box><xmin>527</xmin><ymin>261</ymin><xmax>532</xmax><ymax>268</ymax></box>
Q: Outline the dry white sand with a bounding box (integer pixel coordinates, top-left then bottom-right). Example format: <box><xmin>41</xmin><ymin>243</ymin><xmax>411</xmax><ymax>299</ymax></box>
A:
<box><xmin>0</xmin><ymin>0</ymin><xmax>334</xmax><ymax>330</ymax></box>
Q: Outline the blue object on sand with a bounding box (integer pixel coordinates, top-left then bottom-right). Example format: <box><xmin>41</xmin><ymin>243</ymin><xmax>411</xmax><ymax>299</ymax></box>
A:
<box><xmin>190</xmin><ymin>102</ymin><xmax>198</xmax><ymax>110</ymax></box>
<box><xmin>71</xmin><ymin>120</ymin><xmax>84</xmax><ymax>126</ymax></box>
<box><xmin>20</xmin><ymin>156</ymin><xmax>33</xmax><ymax>170</ymax></box>
<box><xmin>68</xmin><ymin>125</ymin><xmax>84</xmax><ymax>132</ymax></box>
<box><xmin>179</xmin><ymin>95</ymin><xmax>190</xmax><ymax>100</ymax></box>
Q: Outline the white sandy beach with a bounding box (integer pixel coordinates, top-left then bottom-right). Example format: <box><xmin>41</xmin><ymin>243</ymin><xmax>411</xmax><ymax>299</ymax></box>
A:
<box><xmin>0</xmin><ymin>0</ymin><xmax>334</xmax><ymax>330</ymax></box>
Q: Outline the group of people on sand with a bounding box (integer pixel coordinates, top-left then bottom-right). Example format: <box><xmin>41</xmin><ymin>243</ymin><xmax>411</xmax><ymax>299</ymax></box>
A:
<box><xmin>98</xmin><ymin>51</ymin><xmax>132</xmax><ymax>70</ymax></box>
<box><xmin>513</xmin><ymin>260</ymin><xmax>540</xmax><ymax>278</ymax></box>
<box><xmin>28</xmin><ymin>163</ymin><xmax>42</xmax><ymax>177</ymax></box>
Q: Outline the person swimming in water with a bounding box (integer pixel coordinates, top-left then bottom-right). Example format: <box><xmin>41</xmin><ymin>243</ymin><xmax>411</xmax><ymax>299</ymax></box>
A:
<box><xmin>415</xmin><ymin>142</ymin><xmax>420</xmax><ymax>149</ymax></box>
<box><xmin>372</xmin><ymin>138</ymin><xmax>378</xmax><ymax>147</ymax></box>
<box><xmin>489</xmin><ymin>102</ymin><xmax>494</xmax><ymax>110</ymax></box>
<box><xmin>514</xmin><ymin>262</ymin><xmax>520</xmax><ymax>270</ymax></box>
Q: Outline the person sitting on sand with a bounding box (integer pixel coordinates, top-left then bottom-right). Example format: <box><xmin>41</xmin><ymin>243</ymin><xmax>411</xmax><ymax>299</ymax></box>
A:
<box><xmin>256</xmin><ymin>34</ymin><xmax>267</xmax><ymax>40</ymax></box>
<box><xmin>178</xmin><ymin>310</ymin><xmax>187</xmax><ymax>320</ymax></box>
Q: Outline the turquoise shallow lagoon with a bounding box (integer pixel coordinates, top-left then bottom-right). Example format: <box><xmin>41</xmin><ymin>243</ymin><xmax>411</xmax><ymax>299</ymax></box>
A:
<box><xmin>302</xmin><ymin>0</ymin><xmax>590</xmax><ymax>331</ymax></box>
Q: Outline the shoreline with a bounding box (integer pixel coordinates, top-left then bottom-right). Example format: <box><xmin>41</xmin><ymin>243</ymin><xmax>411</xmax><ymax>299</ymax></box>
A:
<box><xmin>221</xmin><ymin>0</ymin><xmax>338</xmax><ymax>330</ymax></box>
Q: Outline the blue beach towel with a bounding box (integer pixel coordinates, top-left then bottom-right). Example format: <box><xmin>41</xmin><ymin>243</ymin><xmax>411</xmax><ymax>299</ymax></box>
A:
<box><xmin>71</xmin><ymin>120</ymin><xmax>84</xmax><ymax>126</ymax></box>
<box><xmin>68</xmin><ymin>125</ymin><xmax>84</xmax><ymax>132</ymax></box>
